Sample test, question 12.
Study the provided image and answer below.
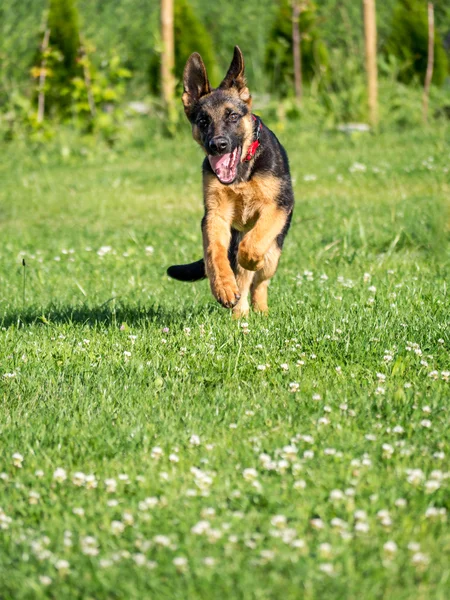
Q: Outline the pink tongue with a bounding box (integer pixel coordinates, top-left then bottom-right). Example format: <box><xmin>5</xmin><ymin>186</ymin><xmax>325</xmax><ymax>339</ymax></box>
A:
<box><xmin>209</xmin><ymin>152</ymin><xmax>233</xmax><ymax>175</ymax></box>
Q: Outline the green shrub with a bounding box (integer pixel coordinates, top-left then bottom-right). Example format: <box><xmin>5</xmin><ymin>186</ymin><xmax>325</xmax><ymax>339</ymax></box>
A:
<box><xmin>149</xmin><ymin>0</ymin><xmax>217</xmax><ymax>95</ymax></box>
<box><xmin>384</xmin><ymin>0</ymin><xmax>449</xmax><ymax>86</ymax></box>
<box><xmin>265</xmin><ymin>0</ymin><xmax>329</xmax><ymax>97</ymax></box>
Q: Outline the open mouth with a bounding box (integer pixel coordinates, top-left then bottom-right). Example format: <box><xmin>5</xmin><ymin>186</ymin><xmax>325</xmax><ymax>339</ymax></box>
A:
<box><xmin>208</xmin><ymin>146</ymin><xmax>241</xmax><ymax>184</ymax></box>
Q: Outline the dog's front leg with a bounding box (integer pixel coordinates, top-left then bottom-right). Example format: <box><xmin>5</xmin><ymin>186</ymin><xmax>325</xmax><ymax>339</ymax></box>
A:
<box><xmin>238</xmin><ymin>205</ymin><xmax>288</xmax><ymax>271</ymax></box>
<box><xmin>202</xmin><ymin>209</ymin><xmax>240</xmax><ymax>309</ymax></box>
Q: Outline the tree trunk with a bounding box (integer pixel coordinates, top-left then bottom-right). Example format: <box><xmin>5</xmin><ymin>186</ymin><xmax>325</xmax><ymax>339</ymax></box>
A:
<box><xmin>292</xmin><ymin>1</ymin><xmax>302</xmax><ymax>103</ymax></box>
<box><xmin>423</xmin><ymin>2</ymin><xmax>434</xmax><ymax>124</ymax></box>
<box><xmin>161</xmin><ymin>0</ymin><xmax>176</xmax><ymax>131</ymax></box>
<box><xmin>363</xmin><ymin>0</ymin><xmax>378</xmax><ymax>126</ymax></box>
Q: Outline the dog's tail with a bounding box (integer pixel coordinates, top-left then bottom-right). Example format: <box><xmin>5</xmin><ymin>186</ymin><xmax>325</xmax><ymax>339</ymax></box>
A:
<box><xmin>167</xmin><ymin>258</ymin><xmax>206</xmax><ymax>282</ymax></box>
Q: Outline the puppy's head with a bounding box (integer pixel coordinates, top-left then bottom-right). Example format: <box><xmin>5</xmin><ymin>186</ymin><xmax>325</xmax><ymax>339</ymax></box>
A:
<box><xmin>182</xmin><ymin>46</ymin><xmax>254</xmax><ymax>185</ymax></box>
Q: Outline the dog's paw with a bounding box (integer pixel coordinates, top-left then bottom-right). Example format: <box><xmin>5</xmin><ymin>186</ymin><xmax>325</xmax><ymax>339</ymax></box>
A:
<box><xmin>238</xmin><ymin>241</ymin><xmax>265</xmax><ymax>272</ymax></box>
<box><xmin>211</xmin><ymin>277</ymin><xmax>241</xmax><ymax>309</ymax></box>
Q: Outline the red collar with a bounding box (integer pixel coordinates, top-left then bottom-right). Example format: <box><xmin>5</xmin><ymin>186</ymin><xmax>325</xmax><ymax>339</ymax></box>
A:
<box><xmin>242</xmin><ymin>115</ymin><xmax>262</xmax><ymax>162</ymax></box>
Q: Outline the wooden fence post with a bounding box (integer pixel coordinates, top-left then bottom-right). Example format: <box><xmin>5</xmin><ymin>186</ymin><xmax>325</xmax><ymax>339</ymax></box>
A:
<box><xmin>161</xmin><ymin>0</ymin><xmax>176</xmax><ymax>131</ymax></box>
<box><xmin>363</xmin><ymin>0</ymin><xmax>378</xmax><ymax>127</ymax></box>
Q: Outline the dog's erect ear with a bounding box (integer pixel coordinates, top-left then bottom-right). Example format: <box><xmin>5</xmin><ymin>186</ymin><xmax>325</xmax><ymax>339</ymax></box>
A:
<box><xmin>219</xmin><ymin>46</ymin><xmax>251</xmax><ymax>104</ymax></box>
<box><xmin>182</xmin><ymin>53</ymin><xmax>211</xmax><ymax>117</ymax></box>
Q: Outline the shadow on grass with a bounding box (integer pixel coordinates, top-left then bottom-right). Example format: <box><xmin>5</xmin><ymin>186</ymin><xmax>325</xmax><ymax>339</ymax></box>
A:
<box><xmin>1</xmin><ymin>300</ymin><xmax>218</xmax><ymax>329</ymax></box>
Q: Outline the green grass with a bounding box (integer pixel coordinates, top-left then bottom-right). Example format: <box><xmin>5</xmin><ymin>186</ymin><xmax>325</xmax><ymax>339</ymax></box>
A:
<box><xmin>0</xmin><ymin>123</ymin><xmax>449</xmax><ymax>599</ymax></box>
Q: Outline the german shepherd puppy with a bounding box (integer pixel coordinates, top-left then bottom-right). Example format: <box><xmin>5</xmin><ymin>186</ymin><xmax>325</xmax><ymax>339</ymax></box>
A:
<box><xmin>167</xmin><ymin>46</ymin><xmax>294</xmax><ymax>317</ymax></box>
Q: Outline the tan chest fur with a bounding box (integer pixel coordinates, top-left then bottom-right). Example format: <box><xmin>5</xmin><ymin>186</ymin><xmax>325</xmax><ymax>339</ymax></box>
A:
<box><xmin>205</xmin><ymin>173</ymin><xmax>281</xmax><ymax>233</ymax></box>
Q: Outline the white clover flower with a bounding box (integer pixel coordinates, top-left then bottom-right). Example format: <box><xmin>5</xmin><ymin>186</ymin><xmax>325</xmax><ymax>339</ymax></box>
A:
<box><xmin>312</xmin><ymin>393</ymin><xmax>322</xmax><ymax>401</ymax></box>
<box><xmin>85</xmin><ymin>474</ymin><xmax>97</xmax><ymax>489</ymax></box>
<box><xmin>319</xmin><ymin>543</ymin><xmax>333</xmax><ymax>558</ymax></box>
<box><xmin>293</xmin><ymin>479</ymin><xmax>306</xmax><ymax>490</ymax></box>
<box><xmin>72</xmin><ymin>507</ymin><xmax>85</xmax><ymax>517</ymax></box>
<box><xmin>173</xmin><ymin>556</ymin><xmax>188</xmax><ymax>572</ymax></box>
<box><xmin>383</xmin><ymin>541</ymin><xmax>398</xmax><ymax>556</ymax></box>
<box><xmin>310</xmin><ymin>518</ymin><xmax>324</xmax><ymax>530</ymax></box>
<box><xmin>202</xmin><ymin>557</ymin><xmax>215</xmax><ymax>567</ymax></box>
<box><xmin>28</xmin><ymin>490</ymin><xmax>40</xmax><ymax>505</ymax></box>
<box><xmin>375</xmin><ymin>387</ymin><xmax>385</xmax><ymax>396</ymax></box>
<box><xmin>395</xmin><ymin>498</ymin><xmax>407</xmax><ymax>508</ymax></box>
<box><xmin>280</xmin><ymin>363</ymin><xmax>289</xmax><ymax>371</ymax></box>
<box><xmin>206</xmin><ymin>528</ymin><xmax>223</xmax><ymax>543</ymax></box>
<box><xmin>111</xmin><ymin>520</ymin><xmax>125</xmax><ymax>535</ymax></box>
<box><xmin>55</xmin><ymin>559</ymin><xmax>70</xmax><ymax>574</ymax></box>
<box><xmin>411</xmin><ymin>552</ymin><xmax>430</xmax><ymax>568</ymax></box>
<box><xmin>39</xmin><ymin>575</ymin><xmax>52</xmax><ymax>586</ymax></box>
<box><xmin>118</xmin><ymin>473</ymin><xmax>130</xmax><ymax>483</ymax></box>
<box><xmin>104</xmin><ymin>478</ymin><xmax>117</xmax><ymax>493</ymax></box>
<box><xmin>331</xmin><ymin>518</ymin><xmax>348</xmax><ymax>530</ymax></box>
<box><xmin>406</xmin><ymin>468</ymin><xmax>425</xmax><ymax>486</ymax></box>
<box><xmin>424</xmin><ymin>507</ymin><xmax>447</xmax><ymax>521</ymax></box>
<box><xmin>0</xmin><ymin>508</ymin><xmax>12</xmax><ymax>530</ymax></box>
<box><xmin>257</xmin><ymin>364</ymin><xmax>266</xmax><ymax>371</ymax></box>
<box><xmin>53</xmin><ymin>468</ymin><xmax>67</xmax><ymax>483</ymax></box>
<box><xmin>382</xmin><ymin>444</ymin><xmax>394</xmax><ymax>458</ymax></box>
<box><xmin>151</xmin><ymin>446</ymin><xmax>163</xmax><ymax>460</ymax></box>
<box><xmin>407</xmin><ymin>542</ymin><xmax>421</xmax><ymax>552</ymax></box>
<box><xmin>428</xmin><ymin>370</ymin><xmax>439</xmax><ymax>380</ymax></box>
<box><xmin>425</xmin><ymin>480</ymin><xmax>440</xmax><ymax>494</ymax></box>
<box><xmin>329</xmin><ymin>489</ymin><xmax>344</xmax><ymax>502</ymax></box>
<box><xmin>169</xmin><ymin>453</ymin><xmax>179</xmax><ymax>463</ymax></box>
<box><xmin>81</xmin><ymin>536</ymin><xmax>99</xmax><ymax>556</ymax></box>
<box><xmin>289</xmin><ymin>382</ymin><xmax>300</xmax><ymax>393</ymax></box>
<box><xmin>319</xmin><ymin>563</ymin><xmax>335</xmax><ymax>576</ymax></box>
<box><xmin>12</xmin><ymin>453</ymin><xmax>24</xmax><ymax>468</ymax></box>
<box><xmin>422</xmin><ymin>406</ymin><xmax>431</xmax><ymax>414</ymax></box>
<box><xmin>154</xmin><ymin>535</ymin><xmax>171</xmax><ymax>547</ymax></box>
<box><xmin>303</xmin><ymin>450</ymin><xmax>314</xmax><ymax>460</ymax></box>
<box><xmin>72</xmin><ymin>472</ymin><xmax>86</xmax><ymax>487</ymax></box>
<box><xmin>271</xmin><ymin>515</ymin><xmax>287</xmax><ymax>529</ymax></box>
<box><xmin>242</xmin><ymin>468</ymin><xmax>258</xmax><ymax>481</ymax></box>
<box><xmin>281</xmin><ymin>445</ymin><xmax>298</xmax><ymax>461</ymax></box>
<box><xmin>122</xmin><ymin>511</ymin><xmax>134</xmax><ymax>526</ymax></box>
<box><xmin>354</xmin><ymin>510</ymin><xmax>367</xmax><ymax>521</ymax></box>
<box><xmin>133</xmin><ymin>553</ymin><xmax>146</xmax><ymax>566</ymax></box>
<box><xmin>189</xmin><ymin>435</ymin><xmax>201</xmax><ymax>446</ymax></box>
<box><xmin>420</xmin><ymin>419</ymin><xmax>432</xmax><ymax>428</ymax></box>
<box><xmin>191</xmin><ymin>520</ymin><xmax>210</xmax><ymax>535</ymax></box>
<box><xmin>355</xmin><ymin>522</ymin><xmax>370</xmax><ymax>534</ymax></box>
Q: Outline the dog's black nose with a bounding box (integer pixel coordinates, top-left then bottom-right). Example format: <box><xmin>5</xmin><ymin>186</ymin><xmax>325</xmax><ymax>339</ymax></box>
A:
<box><xmin>209</xmin><ymin>136</ymin><xmax>229</xmax><ymax>154</ymax></box>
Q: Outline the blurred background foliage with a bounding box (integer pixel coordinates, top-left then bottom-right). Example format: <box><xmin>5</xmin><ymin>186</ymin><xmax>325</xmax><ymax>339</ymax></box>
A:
<box><xmin>0</xmin><ymin>0</ymin><xmax>449</xmax><ymax>142</ymax></box>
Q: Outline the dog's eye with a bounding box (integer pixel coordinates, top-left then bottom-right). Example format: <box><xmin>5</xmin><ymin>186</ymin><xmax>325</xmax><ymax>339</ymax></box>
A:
<box><xmin>198</xmin><ymin>118</ymin><xmax>208</xmax><ymax>129</ymax></box>
<box><xmin>228</xmin><ymin>112</ymin><xmax>239</xmax><ymax>122</ymax></box>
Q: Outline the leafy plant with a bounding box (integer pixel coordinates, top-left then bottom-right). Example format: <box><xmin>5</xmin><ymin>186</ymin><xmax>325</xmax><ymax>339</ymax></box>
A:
<box><xmin>384</xmin><ymin>0</ymin><xmax>449</xmax><ymax>87</ymax></box>
<box><xmin>265</xmin><ymin>0</ymin><xmax>329</xmax><ymax>97</ymax></box>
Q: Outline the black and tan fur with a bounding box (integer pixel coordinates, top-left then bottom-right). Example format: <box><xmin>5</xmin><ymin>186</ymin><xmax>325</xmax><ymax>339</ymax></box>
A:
<box><xmin>167</xmin><ymin>46</ymin><xmax>294</xmax><ymax>317</ymax></box>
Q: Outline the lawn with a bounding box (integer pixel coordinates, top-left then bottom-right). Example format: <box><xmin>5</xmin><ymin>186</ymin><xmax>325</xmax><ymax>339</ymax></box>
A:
<box><xmin>0</xmin><ymin>122</ymin><xmax>449</xmax><ymax>599</ymax></box>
